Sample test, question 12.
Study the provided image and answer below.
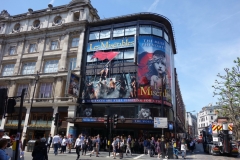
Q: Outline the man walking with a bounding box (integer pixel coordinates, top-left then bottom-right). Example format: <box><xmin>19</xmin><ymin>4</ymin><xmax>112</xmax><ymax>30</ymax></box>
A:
<box><xmin>75</xmin><ymin>134</ymin><xmax>84</xmax><ymax>160</ymax></box>
<box><xmin>46</xmin><ymin>134</ymin><xmax>53</xmax><ymax>153</ymax></box>
<box><xmin>125</xmin><ymin>135</ymin><xmax>132</xmax><ymax>156</ymax></box>
<box><xmin>52</xmin><ymin>134</ymin><xmax>60</xmax><ymax>155</ymax></box>
<box><xmin>68</xmin><ymin>135</ymin><xmax>73</xmax><ymax>153</ymax></box>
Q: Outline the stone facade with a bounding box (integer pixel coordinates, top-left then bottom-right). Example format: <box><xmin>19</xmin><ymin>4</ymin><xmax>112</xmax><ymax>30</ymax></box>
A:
<box><xmin>0</xmin><ymin>0</ymin><xmax>99</xmax><ymax>141</ymax></box>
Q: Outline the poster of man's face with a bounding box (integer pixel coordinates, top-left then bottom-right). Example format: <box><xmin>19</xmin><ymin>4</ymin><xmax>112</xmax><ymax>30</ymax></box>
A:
<box><xmin>82</xmin><ymin>73</ymin><xmax>136</xmax><ymax>100</ymax></box>
<box><xmin>83</xmin><ymin>107</ymin><xmax>92</xmax><ymax>117</ymax></box>
<box><xmin>138</xmin><ymin>107</ymin><xmax>152</xmax><ymax>119</ymax></box>
<box><xmin>68</xmin><ymin>73</ymin><xmax>80</xmax><ymax>97</ymax></box>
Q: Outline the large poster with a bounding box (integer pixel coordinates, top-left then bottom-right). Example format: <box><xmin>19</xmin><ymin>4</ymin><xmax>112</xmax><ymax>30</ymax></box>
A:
<box><xmin>137</xmin><ymin>36</ymin><xmax>172</xmax><ymax>105</ymax></box>
<box><xmin>67</xmin><ymin>72</ymin><xmax>80</xmax><ymax>97</ymax></box>
<box><xmin>82</xmin><ymin>73</ymin><xmax>136</xmax><ymax>101</ymax></box>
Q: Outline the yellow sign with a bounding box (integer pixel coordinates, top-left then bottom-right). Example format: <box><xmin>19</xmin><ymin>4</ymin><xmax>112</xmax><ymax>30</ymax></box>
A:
<box><xmin>212</xmin><ymin>125</ymin><xmax>218</xmax><ymax>131</ymax></box>
<box><xmin>218</xmin><ymin>125</ymin><xmax>222</xmax><ymax>131</ymax></box>
<box><xmin>228</xmin><ymin>123</ymin><xmax>233</xmax><ymax>131</ymax></box>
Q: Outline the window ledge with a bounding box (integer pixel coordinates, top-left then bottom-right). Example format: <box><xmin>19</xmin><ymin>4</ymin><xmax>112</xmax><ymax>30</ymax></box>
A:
<box><xmin>3</xmin><ymin>54</ymin><xmax>17</xmax><ymax>57</ymax></box>
<box><xmin>23</xmin><ymin>51</ymin><xmax>39</xmax><ymax>54</ymax></box>
<box><xmin>45</xmin><ymin>49</ymin><xmax>62</xmax><ymax>52</ymax></box>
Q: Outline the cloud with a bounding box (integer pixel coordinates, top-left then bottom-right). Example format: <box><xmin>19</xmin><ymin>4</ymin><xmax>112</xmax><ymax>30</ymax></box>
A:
<box><xmin>49</xmin><ymin>0</ymin><xmax>55</xmax><ymax>4</ymax></box>
<box><xmin>147</xmin><ymin>0</ymin><xmax>160</xmax><ymax>12</ymax></box>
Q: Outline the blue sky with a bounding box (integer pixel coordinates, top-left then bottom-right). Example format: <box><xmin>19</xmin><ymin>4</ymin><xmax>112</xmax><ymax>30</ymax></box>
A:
<box><xmin>1</xmin><ymin>0</ymin><xmax>240</xmax><ymax>113</ymax></box>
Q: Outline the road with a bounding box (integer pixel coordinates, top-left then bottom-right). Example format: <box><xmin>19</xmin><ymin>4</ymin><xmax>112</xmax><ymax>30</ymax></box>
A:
<box><xmin>23</xmin><ymin>143</ymin><xmax>240</xmax><ymax>160</ymax></box>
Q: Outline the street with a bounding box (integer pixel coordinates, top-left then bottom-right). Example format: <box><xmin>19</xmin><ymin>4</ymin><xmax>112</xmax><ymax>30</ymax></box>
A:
<box><xmin>23</xmin><ymin>143</ymin><xmax>240</xmax><ymax>160</ymax></box>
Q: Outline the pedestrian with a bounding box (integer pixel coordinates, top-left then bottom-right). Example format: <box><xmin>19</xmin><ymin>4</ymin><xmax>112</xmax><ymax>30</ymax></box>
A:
<box><xmin>52</xmin><ymin>134</ymin><xmax>61</xmax><ymax>155</ymax></box>
<box><xmin>0</xmin><ymin>139</ymin><xmax>10</xmax><ymax>160</ymax></box>
<box><xmin>61</xmin><ymin>136</ymin><xmax>68</xmax><ymax>154</ymax></box>
<box><xmin>143</xmin><ymin>138</ymin><xmax>148</xmax><ymax>154</ymax></box>
<box><xmin>155</xmin><ymin>138</ymin><xmax>162</xmax><ymax>159</ymax></box>
<box><xmin>181</xmin><ymin>139</ymin><xmax>187</xmax><ymax>159</ymax></box>
<box><xmin>112</xmin><ymin>137</ymin><xmax>117</xmax><ymax>159</ymax></box>
<box><xmin>46</xmin><ymin>134</ymin><xmax>52</xmax><ymax>153</ymax></box>
<box><xmin>190</xmin><ymin>139</ymin><xmax>195</xmax><ymax>153</ymax></box>
<box><xmin>90</xmin><ymin>136</ymin><xmax>98</xmax><ymax>157</ymax></box>
<box><xmin>87</xmin><ymin>136</ymin><xmax>92</xmax><ymax>153</ymax></box>
<box><xmin>172</xmin><ymin>138</ymin><xmax>179</xmax><ymax>159</ymax></box>
<box><xmin>96</xmin><ymin>134</ymin><xmax>101</xmax><ymax>155</ymax></box>
<box><xmin>150</xmin><ymin>137</ymin><xmax>155</xmax><ymax>157</ymax></box>
<box><xmin>119</xmin><ymin>137</ymin><xmax>125</xmax><ymax>159</ymax></box>
<box><xmin>74</xmin><ymin>134</ymin><xmax>82</xmax><ymax>160</ymax></box>
<box><xmin>32</xmin><ymin>139</ymin><xmax>48</xmax><ymax>160</ymax></box>
<box><xmin>160</xmin><ymin>137</ymin><xmax>166</xmax><ymax>158</ymax></box>
<box><xmin>125</xmin><ymin>135</ymin><xmax>132</xmax><ymax>156</ymax></box>
<box><xmin>82</xmin><ymin>139</ymin><xmax>87</xmax><ymax>156</ymax></box>
<box><xmin>68</xmin><ymin>135</ymin><xmax>73</xmax><ymax>153</ymax></box>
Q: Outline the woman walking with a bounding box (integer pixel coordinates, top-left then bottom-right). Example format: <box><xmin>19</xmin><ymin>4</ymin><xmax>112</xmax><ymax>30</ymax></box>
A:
<box><xmin>155</xmin><ymin>138</ymin><xmax>162</xmax><ymax>159</ymax></box>
<box><xmin>0</xmin><ymin>139</ymin><xmax>10</xmax><ymax>160</ymax></box>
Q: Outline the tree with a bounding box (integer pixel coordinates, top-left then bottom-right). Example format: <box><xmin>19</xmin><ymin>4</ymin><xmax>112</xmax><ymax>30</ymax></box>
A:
<box><xmin>212</xmin><ymin>57</ymin><xmax>240</xmax><ymax>140</ymax></box>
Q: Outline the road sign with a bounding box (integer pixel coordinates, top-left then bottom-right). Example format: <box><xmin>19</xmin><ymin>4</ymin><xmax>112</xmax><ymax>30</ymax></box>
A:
<box><xmin>217</xmin><ymin>123</ymin><xmax>222</xmax><ymax>131</ymax></box>
<box><xmin>228</xmin><ymin>123</ymin><xmax>233</xmax><ymax>131</ymax></box>
<box><xmin>212</xmin><ymin>124</ymin><xmax>218</xmax><ymax>131</ymax></box>
<box><xmin>154</xmin><ymin>117</ymin><xmax>168</xmax><ymax>128</ymax></box>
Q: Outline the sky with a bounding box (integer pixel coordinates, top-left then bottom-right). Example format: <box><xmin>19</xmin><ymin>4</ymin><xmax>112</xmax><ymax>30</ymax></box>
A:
<box><xmin>1</xmin><ymin>0</ymin><xmax>240</xmax><ymax>113</ymax></box>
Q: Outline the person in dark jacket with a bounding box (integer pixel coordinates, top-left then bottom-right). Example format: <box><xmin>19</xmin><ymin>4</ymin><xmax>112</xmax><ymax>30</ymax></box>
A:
<box><xmin>32</xmin><ymin>139</ymin><xmax>48</xmax><ymax>160</ymax></box>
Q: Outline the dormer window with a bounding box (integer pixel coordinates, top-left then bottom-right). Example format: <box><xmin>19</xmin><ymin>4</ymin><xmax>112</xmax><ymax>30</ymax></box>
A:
<box><xmin>33</xmin><ymin>20</ymin><xmax>40</xmax><ymax>28</ymax></box>
<box><xmin>14</xmin><ymin>23</ymin><xmax>20</xmax><ymax>32</ymax></box>
<box><xmin>54</xmin><ymin>16</ymin><xmax>62</xmax><ymax>25</ymax></box>
<box><xmin>74</xmin><ymin>12</ymin><xmax>80</xmax><ymax>21</ymax></box>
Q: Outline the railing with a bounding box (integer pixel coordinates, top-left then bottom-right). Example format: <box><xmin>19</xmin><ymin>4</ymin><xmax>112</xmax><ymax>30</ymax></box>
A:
<box><xmin>23</xmin><ymin>97</ymin><xmax>75</xmax><ymax>103</ymax></box>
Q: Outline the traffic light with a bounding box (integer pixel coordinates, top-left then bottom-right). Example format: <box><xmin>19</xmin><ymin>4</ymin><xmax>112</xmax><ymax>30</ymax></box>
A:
<box><xmin>58</xmin><ymin>119</ymin><xmax>62</xmax><ymax>127</ymax></box>
<box><xmin>113</xmin><ymin>114</ymin><xmax>118</xmax><ymax>125</ymax></box>
<box><xmin>7</xmin><ymin>99</ymin><xmax>16</xmax><ymax>114</ymax></box>
<box><xmin>104</xmin><ymin>115</ymin><xmax>109</xmax><ymax>127</ymax></box>
<box><xmin>0</xmin><ymin>88</ymin><xmax>8</xmax><ymax>115</ymax></box>
<box><xmin>54</xmin><ymin>113</ymin><xmax>59</xmax><ymax>126</ymax></box>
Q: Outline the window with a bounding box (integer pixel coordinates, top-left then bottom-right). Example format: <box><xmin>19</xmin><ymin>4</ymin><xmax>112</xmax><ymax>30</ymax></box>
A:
<box><xmin>16</xmin><ymin>84</ymin><xmax>28</xmax><ymax>97</ymax></box>
<box><xmin>73</xmin><ymin>12</ymin><xmax>80</xmax><ymax>21</ymax></box>
<box><xmin>29</xmin><ymin>44</ymin><xmax>36</xmax><ymax>53</ymax></box>
<box><xmin>87</xmin><ymin>53</ymin><xmax>97</xmax><ymax>63</ymax></box>
<box><xmin>71</xmin><ymin>38</ymin><xmax>79</xmax><ymax>47</ymax></box>
<box><xmin>9</xmin><ymin>46</ymin><xmax>16</xmax><ymax>55</ymax></box>
<box><xmin>44</xmin><ymin>60</ymin><xmax>58</xmax><ymax>73</ymax></box>
<box><xmin>152</xmin><ymin>27</ymin><xmax>162</xmax><ymax>37</ymax></box>
<box><xmin>124</xmin><ymin>50</ymin><xmax>134</xmax><ymax>59</ymax></box>
<box><xmin>164</xmin><ymin>31</ymin><xmax>169</xmax><ymax>43</ymax></box>
<box><xmin>21</xmin><ymin>62</ymin><xmax>36</xmax><ymax>75</ymax></box>
<box><xmin>113</xmin><ymin>28</ymin><xmax>124</xmax><ymax>37</ymax></box>
<box><xmin>100</xmin><ymin>30</ymin><xmax>110</xmax><ymax>39</ymax></box>
<box><xmin>39</xmin><ymin>83</ymin><xmax>52</xmax><ymax>98</ymax></box>
<box><xmin>50</xmin><ymin>41</ymin><xmax>58</xmax><ymax>50</ymax></box>
<box><xmin>33</xmin><ymin>20</ymin><xmax>40</xmax><ymax>28</ymax></box>
<box><xmin>211</xmin><ymin>116</ymin><xmax>213</xmax><ymax>120</ymax></box>
<box><xmin>2</xmin><ymin>64</ymin><xmax>14</xmax><ymax>76</ymax></box>
<box><xmin>14</xmin><ymin>23</ymin><xmax>20</xmax><ymax>31</ymax></box>
<box><xmin>68</xmin><ymin>57</ymin><xmax>76</xmax><ymax>70</ymax></box>
<box><xmin>0</xmin><ymin>86</ymin><xmax>7</xmax><ymax>89</ymax></box>
<box><xmin>125</xmin><ymin>26</ymin><xmax>136</xmax><ymax>36</ymax></box>
<box><xmin>89</xmin><ymin>31</ymin><xmax>99</xmax><ymax>40</ymax></box>
<box><xmin>140</xmin><ymin>25</ymin><xmax>151</xmax><ymax>34</ymax></box>
<box><xmin>206</xmin><ymin>117</ymin><xmax>207</xmax><ymax>120</ymax></box>
<box><xmin>54</xmin><ymin>16</ymin><xmax>62</xmax><ymax>24</ymax></box>
<box><xmin>113</xmin><ymin>51</ymin><xmax>124</xmax><ymax>60</ymax></box>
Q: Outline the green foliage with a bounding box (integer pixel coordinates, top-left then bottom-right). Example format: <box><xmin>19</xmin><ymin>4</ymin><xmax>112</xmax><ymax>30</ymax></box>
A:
<box><xmin>212</xmin><ymin>57</ymin><xmax>240</xmax><ymax>139</ymax></box>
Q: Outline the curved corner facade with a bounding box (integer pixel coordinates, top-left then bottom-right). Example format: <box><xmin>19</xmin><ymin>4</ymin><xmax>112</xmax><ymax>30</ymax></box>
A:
<box><xmin>69</xmin><ymin>13</ymin><xmax>178</xmax><ymax>139</ymax></box>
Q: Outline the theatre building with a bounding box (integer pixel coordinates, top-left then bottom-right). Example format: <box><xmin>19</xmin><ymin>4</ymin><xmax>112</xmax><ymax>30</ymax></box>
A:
<box><xmin>67</xmin><ymin>13</ymin><xmax>178</xmax><ymax>139</ymax></box>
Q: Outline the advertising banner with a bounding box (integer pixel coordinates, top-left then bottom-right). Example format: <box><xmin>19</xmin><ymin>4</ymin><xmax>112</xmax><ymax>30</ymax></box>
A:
<box><xmin>67</xmin><ymin>72</ymin><xmax>80</xmax><ymax>97</ymax></box>
<box><xmin>137</xmin><ymin>35</ymin><xmax>172</xmax><ymax>106</ymax></box>
<box><xmin>87</xmin><ymin>37</ymin><xmax>135</xmax><ymax>52</ymax></box>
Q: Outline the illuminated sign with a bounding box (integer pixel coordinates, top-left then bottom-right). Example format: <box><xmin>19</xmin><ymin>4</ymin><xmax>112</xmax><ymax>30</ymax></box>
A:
<box><xmin>87</xmin><ymin>37</ymin><xmax>134</xmax><ymax>52</ymax></box>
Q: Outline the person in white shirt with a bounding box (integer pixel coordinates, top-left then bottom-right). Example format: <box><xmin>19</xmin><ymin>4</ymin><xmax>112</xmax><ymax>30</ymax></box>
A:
<box><xmin>60</xmin><ymin>136</ymin><xmax>68</xmax><ymax>154</ymax></box>
<box><xmin>74</xmin><ymin>134</ymin><xmax>83</xmax><ymax>160</ymax></box>
<box><xmin>52</xmin><ymin>134</ymin><xmax>60</xmax><ymax>155</ymax></box>
<box><xmin>68</xmin><ymin>135</ymin><xmax>73</xmax><ymax>153</ymax></box>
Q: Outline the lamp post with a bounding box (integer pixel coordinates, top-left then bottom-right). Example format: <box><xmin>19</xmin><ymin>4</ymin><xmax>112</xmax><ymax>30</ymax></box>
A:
<box><xmin>24</xmin><ymin>71</ymin><xmax>40</xmax><ymax>141</ymax></box>
<box><xmin>186</xmin><ymin>110</ymin><xmax>195</xmax><ymax>138</ymax></box>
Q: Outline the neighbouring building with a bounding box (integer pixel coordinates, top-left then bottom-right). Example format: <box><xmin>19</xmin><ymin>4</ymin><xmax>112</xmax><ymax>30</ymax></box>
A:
<box><xmin>186</xmin><ymin>112</ymin><xmax>197</xmax><ymax>138</ymax></box>
<box><xmin>0</xmin><ymin>0</ymin><xmax>99</xmax><ymax>141</ymax></box>
<box><xmin>197</xmin><ymin>105</ymin><xmax>219</xmax><ymax>135</ymax></box>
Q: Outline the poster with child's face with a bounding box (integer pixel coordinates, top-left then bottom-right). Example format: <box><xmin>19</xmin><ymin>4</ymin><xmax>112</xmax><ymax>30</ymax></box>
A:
<box><xmin>68</xmin><ymin>73</ymin><xmax>80</xmax><ymax>97</ymax></box>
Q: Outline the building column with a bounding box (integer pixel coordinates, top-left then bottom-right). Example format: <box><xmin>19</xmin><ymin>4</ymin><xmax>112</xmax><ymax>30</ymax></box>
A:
<box><xmin>58</xmin><ymin>33</ymin><xmax>69</xmax><ymax>71</ymax></box>
<box><xmin>21</xmin><ymin>106</ymin><xmax>31</xmax><ymax>142</ymax></box>
<box><xmin>13</xmin><ymin>40</ymin><xmax>25</xmax><ymax>75</ymax></box>
<box><xmin>51</xmin><ymin>106</ymin><xmax>58</xmax><ymax>135</ymax></box>
<box><xmin>76</xmin><ymin>30</ymin><xmax>85</xmax><ymax>70</ymax></box>
<box><xmin>66</xmin><ymin>105</ymin><xmax>76</xmax><ymax>136</ymax></box>
<box><xmin>8</xmin><ymin>81</ymin><xmax>16</xmax><ymax>97</ymax></box>
<box><xmin>35</xmin><ymin>37</ymin><xmax>46</xmax><ymax>73</ymax></box>
<box><xmin>54</xmin><ymin>77</ymin><xmax>63</xmax><ymax>100</ymax></box>
<box><xmin>0</xmin><ymin>117</ymin><xmax>7</xmax><ymax>130</ymax></box>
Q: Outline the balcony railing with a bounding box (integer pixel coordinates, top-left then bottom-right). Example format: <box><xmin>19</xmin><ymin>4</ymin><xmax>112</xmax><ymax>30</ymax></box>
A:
<box><xmin>23</xmin><ymin>97</ymin><xmax>75</xmax><ymax>103</ymax></box>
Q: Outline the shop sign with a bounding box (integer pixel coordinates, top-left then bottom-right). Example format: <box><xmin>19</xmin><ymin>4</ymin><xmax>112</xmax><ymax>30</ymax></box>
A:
<box><xmin>132</xmin><ymin>119</ymin><xmax>153</xmax><ymax>124</ymax></box>
<box><xmin>154</xmin><ymin>117</ymin><xmax>168</xmax><ymax>128</ymax></box>
<box><xmin>82</xmin><ymin>117</ymin><xmax>104</xmax><ymax>122</ymax></box>
<box><xmin>87</xmin><ymin>37</ymin><xmax>135</xmax><ymax>52</ymax></box>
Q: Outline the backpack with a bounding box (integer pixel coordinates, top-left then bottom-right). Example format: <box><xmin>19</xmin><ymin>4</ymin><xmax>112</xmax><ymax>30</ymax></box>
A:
<box><xmin>32</xmin><ymin>146</ymin><xmax>46</xmax><ymax>160</ymax></box>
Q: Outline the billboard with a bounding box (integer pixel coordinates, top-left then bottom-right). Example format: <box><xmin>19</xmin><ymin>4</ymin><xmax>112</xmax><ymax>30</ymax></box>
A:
<box><xmin>66</xmin><ymin>72</ymin><xmax>80</xmax><ymax>97</ymax></box>
<box><xmin>137</xmin><ymin>35</ymin><xmax>172</xmax><ymax>106</ymax></box>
